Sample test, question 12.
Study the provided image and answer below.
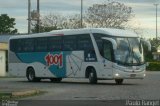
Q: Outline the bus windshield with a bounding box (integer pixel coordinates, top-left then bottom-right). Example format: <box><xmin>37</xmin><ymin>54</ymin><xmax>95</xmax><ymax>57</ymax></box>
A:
<box><xmin>114</xmin><ymin>37</ymin><xmax>144</xmax><ymax>66</ymax></box>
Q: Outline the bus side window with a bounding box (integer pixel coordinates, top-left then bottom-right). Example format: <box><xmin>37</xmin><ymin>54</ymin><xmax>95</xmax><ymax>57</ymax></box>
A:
<box><xmin>77</xmin><ymin>34</ymin><xmax>97</xmax><ymax>62</ymax></box>
<box><xmin>23</xmin><ymin>38</ymin><xmax>34</xmax><ymax>52</ymax></box>
<box><xmin>35</xmin><ymin>37</ymin><xmax>47</xmax><ymax>52</ymax></box>
<box><xmin>93</xmin><ymin>33</ymin><xmax>106</xmax><ymax>56</ymax></box>
<box><xmin>16</xmin><ymin>39</ymin><xmax>24</xmax><ymax>52</ymax></box>
<box><xmin>63</xmin><ymin>36</ymin><xmax>76</xmax><ymax>51</ymax></box>
<box><xmin>10</xmin><ymin>39</ymin><xmax>16</xmax><ymax>52</ymax></box>
<box><xmin>77</xmin><ymin>34</ymin><xmax>93</xmax><ymax>50</ymax></box>
<box><xmin>48</xmin><ymin>36</ymin><xmax>62</xmax><ymax>51</ymax></box>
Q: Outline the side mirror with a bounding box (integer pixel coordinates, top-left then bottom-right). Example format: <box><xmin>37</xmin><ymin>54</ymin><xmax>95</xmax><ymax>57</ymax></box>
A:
<box><xmin>102</xmin><ymin>37</ymin><xmax>117</xmax><ymax>50</ymax></box>
<box><xmin>141</xmin><ymin>39</ymin><xmax>151</xmax><ymax>51</ymax></box>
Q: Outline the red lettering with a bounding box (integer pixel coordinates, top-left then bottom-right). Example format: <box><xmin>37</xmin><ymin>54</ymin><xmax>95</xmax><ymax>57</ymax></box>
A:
<box><xmin>53</xmin><ymin>55</ymin><xmax>58</xmax><ymax>65</ymax></box>
<box><xmin>58</xmin><ymin>54</ymin><xmax>62</xmax><ymax>67</ymax></box>
<box><xmin>45</xmin><ymin>53</ymin><xmax>63</xmax><ymax>68</ymax></box>
<box><xmin>45</xmin><ymin>54</ymin><xmax>50</xmax><ymax>66</ymax></box>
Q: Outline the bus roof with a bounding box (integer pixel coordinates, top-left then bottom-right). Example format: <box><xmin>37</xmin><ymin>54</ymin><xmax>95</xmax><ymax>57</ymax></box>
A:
<box><xmin>10</xmin><ymin>28</ymin><xmax>138</xmax><ymax>40</ymax></box>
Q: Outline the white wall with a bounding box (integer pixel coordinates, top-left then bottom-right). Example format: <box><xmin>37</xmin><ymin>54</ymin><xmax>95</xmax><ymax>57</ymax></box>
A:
<box><xmin>0</xmin><ymin>50</ymin><xmax>6</xmax><ymax>76</ymax></box>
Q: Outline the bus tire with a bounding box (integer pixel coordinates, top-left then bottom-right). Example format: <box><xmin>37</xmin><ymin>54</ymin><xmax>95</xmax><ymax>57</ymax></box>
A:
<box><xmin>50</xmin><ymin>78</ymin><xmax>62</xmax><ymax>83</ymax></box>
<box><xmin>115</xmin><ymin>79</ymin><xmax>123</xmax><ymax>85</ymax></box>
<box><xmin>27</xmin><ymin>67</ymin><xmax>37</xmax><ymax>82</ymax></box>
<box><xmin>89</xmin><ymin>68</ymin><xmax>97</xmax><ymax>84</ymax></box>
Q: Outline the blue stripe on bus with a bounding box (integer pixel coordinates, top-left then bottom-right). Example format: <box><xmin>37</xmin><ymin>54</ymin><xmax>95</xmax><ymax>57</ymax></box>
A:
<box><xmin>16</xmin><ymin>52</ymin><xmax>71</xmax><ymax>77</ymax></box>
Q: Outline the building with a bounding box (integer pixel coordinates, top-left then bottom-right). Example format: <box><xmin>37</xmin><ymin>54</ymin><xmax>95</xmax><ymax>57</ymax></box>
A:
<box><xmin>0</xmin><ymin>35</ymin><xmax>13</xmax><ymax>76</ymax></box>
<box><xmin>152</xmin><ymin>46</ymin><xmax>160</xmax><ymax>61</ymax></box>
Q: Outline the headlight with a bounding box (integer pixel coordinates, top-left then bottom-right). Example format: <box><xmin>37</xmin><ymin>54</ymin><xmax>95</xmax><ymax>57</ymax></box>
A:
<box><xmin>115</xmin><ymin>73</ymin><xmax>119</xmax><ymax>77</ymax></box>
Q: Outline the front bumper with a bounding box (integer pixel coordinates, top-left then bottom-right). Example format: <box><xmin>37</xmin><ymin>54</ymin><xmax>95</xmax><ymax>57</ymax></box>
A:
<box><xmin>113</xmin><ymin>69</ymin><xmax>146</xmax><ymax>79</ymax></box>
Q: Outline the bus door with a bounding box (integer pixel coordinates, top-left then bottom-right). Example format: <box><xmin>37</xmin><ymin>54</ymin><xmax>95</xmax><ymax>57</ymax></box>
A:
<box><xmin>102</xmin><ymin>40</ymin><xmax>114</xmax><ymax>78</ymax></box>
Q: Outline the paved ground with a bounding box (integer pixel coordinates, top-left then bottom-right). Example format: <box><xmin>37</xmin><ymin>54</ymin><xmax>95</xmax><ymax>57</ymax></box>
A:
<box><xmin>0</xmin><ymin>71</ymin><xmax>160</xmax><ymax>101</ymax></box>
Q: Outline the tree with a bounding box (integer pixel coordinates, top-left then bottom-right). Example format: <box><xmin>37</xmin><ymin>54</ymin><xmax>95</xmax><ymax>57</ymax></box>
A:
<box><xmin>31</xmin><ymin>1</ymin><xmax>134</xmax><ymax>33</ymax></box>
<box><xmin>42</xmin><ymin>13</ymin><xmax>66</xmax><ymax>29</ymax></box>
<box><xmin>142</xmin><ymin>38</ymin><xmax>160</xmax><ymax>61</ymax></box>
<box><xmin>31</xmin><ymin>13</ymin><xmax>65</xmax><ymax>33</ymax></box>
<box><xmin>149</xmin><ymin>38</ymin><xmax>160</xmax><ymax>50</ymax></box>
<box><xmin>62</xmin><ymin>14</ymin><xmax>86</xmax><ymax>29</ymax></box>
<box><xmin>31</xmin><ymin>23</ymin><xmax>60</xmax><ymax>33</ymax></box>
<box><xmin>31</xmin><ymin>13</ymin><xmax>86</xmax><ymax>33</ymax></box>
<box><xmin>0</xmin><ymin>14</ymin><xmax>18</xmax><ymax>34</ymax></box>
<box><xmin>85</xmin><ymin>1</ymin><xmax>134</xmax><ymax>29</ymax></box>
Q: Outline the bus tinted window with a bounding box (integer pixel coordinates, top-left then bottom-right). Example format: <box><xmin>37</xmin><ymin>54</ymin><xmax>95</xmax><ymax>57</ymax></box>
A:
<box><xmin>11</xmin><ymin>38</ymin><xmax>34</xmax><ymax>52</ymax></box>
<box><xmin>63</xmin><ymin>36</ymin><xmax>76</xmax><ymax>51</ymax></box>
<box><xmin>35</xmin><ymin>37</ymin><xmax>47</xmax><ymax>52</ymax></box>
<box><xmin>93</xmin><ymin>33</ymin><xmax>106</xmax><ymax>52</ymax></box>
<box><xmin>48</xmin><ymin>36</ymin><xmax>62</xmax><ymax>51</ymax></box>
<box><xmin>23</xmin><ymin>38</ymin><xmax>34</xmax><ymax>52</ymax></box>
<box><xmin>14</xmin><ymin>39</ymin><xmax>24</xmax><ymax>52</ymax></box>
<box><xmin>77</xmin><ymin>34</ymin><xmax>93</xmax><ymax>50</ymax></box>
<box><xmin>10</xmin><ymin>39</ymin><xmax>25</xmax><ymax>52</ymax></box>
<box><xmin>10</xmin><ymin>39</ymin><xmax>17</xmax><ymax>52</ymax></box>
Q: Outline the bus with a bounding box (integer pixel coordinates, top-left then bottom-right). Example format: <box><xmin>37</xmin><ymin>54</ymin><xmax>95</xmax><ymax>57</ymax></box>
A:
<box><xmin>8</xmin><ymin>28</ymin><xmax>151</xmax><ymax>84</ymax></box>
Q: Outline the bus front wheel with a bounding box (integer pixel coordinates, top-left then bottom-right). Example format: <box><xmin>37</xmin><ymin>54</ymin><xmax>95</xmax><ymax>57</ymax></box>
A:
<box><xmin>89</xmin><ymin>69</ymin><xmax>97</xmax><ymax>84</ymax></box>
<box><xmin>115</xmin><ymin>79</ymin><xmax>123</xmax><ymax>85</ymax></box>
<box><xmin>27</xmin><ymin>68</ymin><xmax>37</xmax><ymax>82</ymax></box>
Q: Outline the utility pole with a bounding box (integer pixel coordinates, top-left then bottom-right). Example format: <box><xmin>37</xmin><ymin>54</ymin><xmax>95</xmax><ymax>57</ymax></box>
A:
<box><xmin>154</xmin><ymin>3</ymin><xmax>159</xmax><ymax>40</ymax></box>
<box><xmin>81</xmin><ymin>0</ymin><xmax>83</xmax><ymax>28</ymax></box>
<box><xmin>37</xmin><ymin>0</ymin><xmax>40</xmax><ymax>33</ymax></box>
<box><xmin>28</xmin><ymin>0</ymin><xmax>31</xmax><ymax>34</ymax></box>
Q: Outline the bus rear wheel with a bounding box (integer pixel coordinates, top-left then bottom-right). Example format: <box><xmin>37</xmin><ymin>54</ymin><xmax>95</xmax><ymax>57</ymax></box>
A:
<box><xmin>27</xmin><ymin>68</ymin><xmax>37</xmax><ymax>82</ymax></box>
<box><xmin>115</xmin><ymin>79</ymin><xmax>123</xmax><ymax>85</ymax></box>
<box><xmin>89</xmin><ymin>69</ymin><xmax>97</xmax><ymax>84</ymax></box>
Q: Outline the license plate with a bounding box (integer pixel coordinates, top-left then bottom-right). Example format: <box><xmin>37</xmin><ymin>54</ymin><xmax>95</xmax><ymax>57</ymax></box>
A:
<box><xmin>130</xmin><ymin>74</ymin><xmax>136</xmax><ymax>78</ymax></box>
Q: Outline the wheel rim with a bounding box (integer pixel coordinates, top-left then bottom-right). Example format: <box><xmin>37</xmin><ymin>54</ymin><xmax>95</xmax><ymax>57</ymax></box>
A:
<box><xmin>89</xmin><ymin>73</ymin><xmax>93</xmax><ymax>81</ymax></box>
<box><xmin>29</xmin><ymin>71</ymin><xmax>34</xmax><ymax>80</ymax></box>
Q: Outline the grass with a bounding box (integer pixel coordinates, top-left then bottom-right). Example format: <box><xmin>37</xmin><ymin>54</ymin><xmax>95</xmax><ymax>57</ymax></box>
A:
<box><xmin>0</xmin><ymin>93</ymin><xmax>12</xmax><ymax>100</ymax></box>
<box><xmin>0</xmin><ymin>91</ymin><xmax>46</xmax><ymax>100</ymax></box>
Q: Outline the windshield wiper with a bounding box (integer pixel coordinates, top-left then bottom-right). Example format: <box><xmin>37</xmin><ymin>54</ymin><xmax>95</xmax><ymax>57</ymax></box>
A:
<box><xmin>126</xmin><ymin>39</ymin><xmax>140</xmax><ymax>64</ymax></box>
<box><xmin>125</xmin><ymin>38</ymin><xmax>133</xmax><ymax>63</ymax></box>
<box><xmin>133</xmin><ymin>51</ymin><xmax>141</xmax><ymax>63</ymax></box>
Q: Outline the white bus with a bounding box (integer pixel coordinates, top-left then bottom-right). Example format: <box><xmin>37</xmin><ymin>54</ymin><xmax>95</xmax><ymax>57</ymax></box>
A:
<box><xmin>9</xmin><ymin>28</ymin><xmax>151</xmax><ymax>84</ymax></box>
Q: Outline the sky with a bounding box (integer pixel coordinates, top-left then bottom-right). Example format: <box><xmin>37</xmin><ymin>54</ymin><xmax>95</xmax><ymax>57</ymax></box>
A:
<box><xmin>0</xmin><ymin>0</ymin><xmax>160</xmax><ymax>38</ymax></box>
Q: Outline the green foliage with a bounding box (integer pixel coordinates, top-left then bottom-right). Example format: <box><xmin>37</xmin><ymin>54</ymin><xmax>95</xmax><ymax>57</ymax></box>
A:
<box><xmin>0</xmin><ymin>14</ymin><xmax>18</xmax><ymax>34</ymax></box>
<box><xmin>146</xmin><ymin>62</ymin><xmax>160</xmax><ymax>71</ymax></box>
<box><xmin>142</xmin><ymin>38</ymin><xmax>159</xmax><ymax>62</ymax></box>
<box><xmin>149</xmin><ymin>38</ymin><xmax>160</xmax><ymax>49</ymax></box>
<box><xmin>143</xmin><ymin>44</ymin><xmax>153</xmax><ymax>62</ymax></box>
